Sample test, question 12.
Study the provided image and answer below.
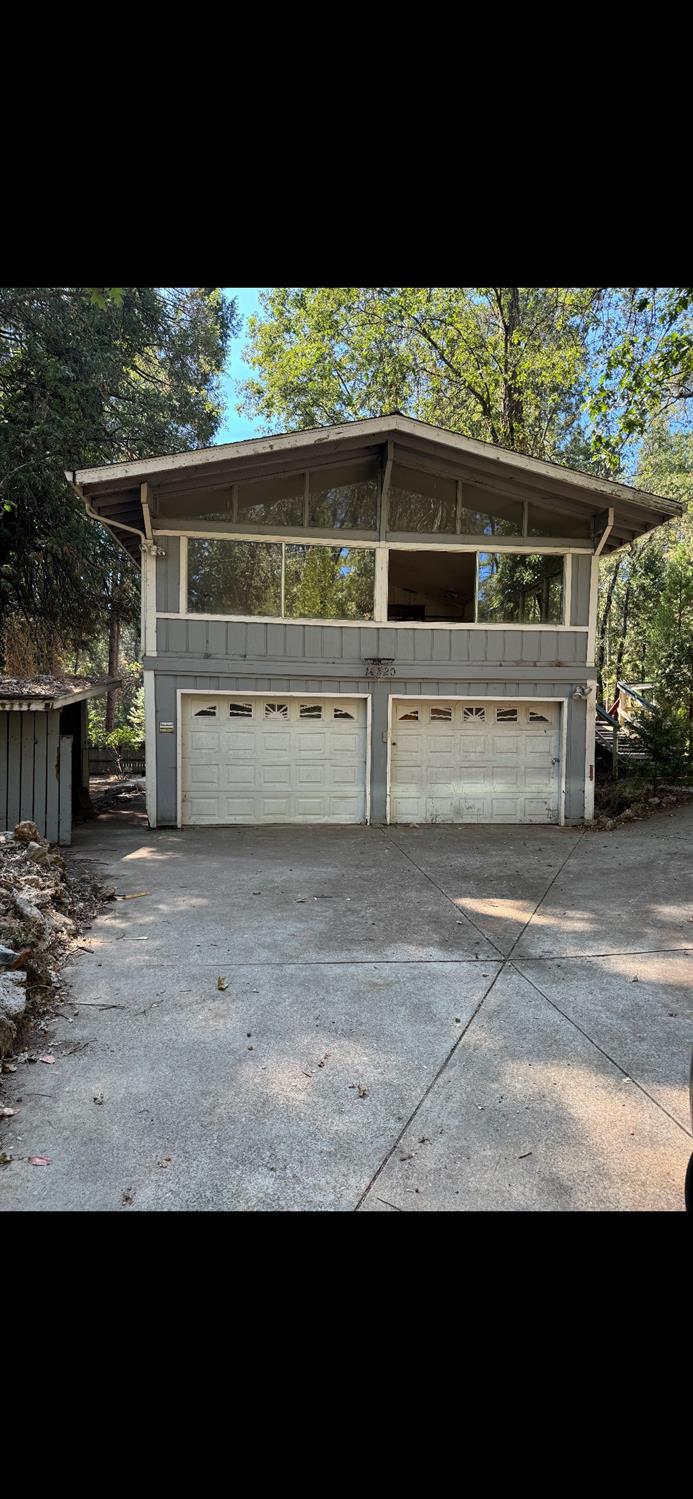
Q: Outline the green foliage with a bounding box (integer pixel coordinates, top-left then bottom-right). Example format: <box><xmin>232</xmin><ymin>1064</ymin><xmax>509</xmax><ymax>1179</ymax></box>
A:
<box><xmin>588</xmin><ymin>289</ymin><xmax>693</xmax><ymax>471</ymax></box>
<box><xmin>625</xmin><ymin>704</ymin><xmax>689</xmax><ymax>788</ymax></box>
<box><xmin>87</xmin><ymin>641</ymin><xmax>142</xmax><ymax>745</ymax></box>
<box><xmin>596</xmin><ymin>425</ymin><xmax>693</xmax><ymax>735</ymax></box>
<box><xmin>0</xmin><ymin>287</ymin><xmax>239</xmax><ymax>667</ymax></box>
<box><xmin>239</xmin><ymin>287</ymin><xmax>603</xmax><ymax>461</ymax></box>
<box><xmin>128</xmin><ymin>684</ymin><xmax>145</xmax><ymax>739</ymax></box>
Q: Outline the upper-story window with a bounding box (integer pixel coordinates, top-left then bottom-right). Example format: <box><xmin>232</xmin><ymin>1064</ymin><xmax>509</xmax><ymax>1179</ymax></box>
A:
<box><xmin>237</xmin><ymin>473</ymin><xmax>304</xmax><ymax>527</ymax></box>
<box><xmin>458</xmin><ymin>482</ymin><xmax>523</xmax><ymax>537</ymax></box>
<box><xmin>476</xmin><ymin>552</ymin><xmax>564</xmax><ymax>624</ymax></box>
<box><xmin>187</xmin><ymin>538</ymin><xmax>375</xmax><ymax>621</ymax></box>
<box><xmin>308</xmin><ymin>460</ymin><xmax>378</xmax><ymax>530</ymax></box>
<box><xmin>388</xmin><ymin>464</ymin><xmax>457</xmax><ymax>533</ymax></box>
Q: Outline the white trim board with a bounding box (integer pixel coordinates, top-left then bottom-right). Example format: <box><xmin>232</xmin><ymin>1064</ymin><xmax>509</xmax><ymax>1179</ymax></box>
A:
<box><xmin>158</xmin><ymin>612</ymin><xmax>588</xmax><ymax>633</ymax></box>
<box><xmin>175</xmin><ymin>689</ymin><xmax>372</xmax><ymax>829</ymax></box>
<box><xmin>144</xmin><ymin>669</ymin><xmax>157</xmax><ymax>828</ymax></box>
<box><xmin>583</xmin><ymin>683</ymin><xmax>597</xmax><ymax>822</ymax></box>
<box><xmin>158</xmin><ymin>526</ymin><xmax>591</xmax><ymax>555</ymax></box>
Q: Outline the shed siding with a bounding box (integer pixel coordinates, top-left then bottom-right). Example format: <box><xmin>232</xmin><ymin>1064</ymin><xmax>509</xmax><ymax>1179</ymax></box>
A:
<box><xmin>0</xmin><ymin>711</ymin><xmax>69</xmax><ymax>842</ymax></box>
<box><xmin>155</xmin><ymin>672</ymin><xmax>590</xmax><ymax>828</ymax></box>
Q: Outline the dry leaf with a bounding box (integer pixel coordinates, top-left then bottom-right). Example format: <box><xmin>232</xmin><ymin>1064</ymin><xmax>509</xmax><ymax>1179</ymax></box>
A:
<box><xmin>217</xmin><ymin>976</ymin><xmax>229</xmax><ymax>991</ymax></box>
<box><xmin>0</xmin><ymin>1106</ymin><xmax>15</xmax><ymax>1118</ymax></box>
<box><xmin>39</xmin><ymin>1055</ymin><xmax>55</xmax><ymax>1065</ymax></box>
<box><xmin>117</xmin><ymin>892</ymin><xmax>150</xmax><ymax>901</ymax></box>
<box><xmin>158</xmin><ymin>1156</ymin><xmax>172</xmax><ymax>1168</ymax></box>
<box><xmin>357</xmin><ymin>1085</ymin><xmax>368</xmax><ymax>1099</ymax></box>
<box><xmin>28</xmin><ymin>1155</ymin><xmax>51</xmax><ymax>1166</ymax></box>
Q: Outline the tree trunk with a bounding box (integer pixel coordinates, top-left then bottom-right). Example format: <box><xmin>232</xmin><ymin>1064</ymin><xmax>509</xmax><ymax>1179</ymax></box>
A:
<box><xmin>596</xmin><ymin>556</ymin><xmax>622</xmax><ymax>701</ymax></box>
<box><xmin>105</xmin><ymin>609</ymin><xmax>120</xmax><ymax>733</ymax></box>
<box><xmin>501</xmin><ymin>287</ymin><xmax>524</xmax><ymax>451</ymax></box>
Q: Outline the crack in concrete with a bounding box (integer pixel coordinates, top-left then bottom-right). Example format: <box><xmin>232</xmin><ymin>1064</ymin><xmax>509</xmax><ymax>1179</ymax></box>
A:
<box><xmin>509</xmin><ymin>961</ymin><xmax>693</xmax><ymax>1141</ymax></box>
<box><xmin>355</xmin><ymin>830</ymin><xmax>588</xmax><ymax>1211</ymax></box>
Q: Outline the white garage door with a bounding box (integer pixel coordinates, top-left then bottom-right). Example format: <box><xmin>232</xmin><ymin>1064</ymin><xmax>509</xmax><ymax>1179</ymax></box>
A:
<box><xmin>181</xmin><ymin>694</ymin><xmax>368</xmax><ymax>825</ymax></box>
<box><xmin>390</xmin><ymin>699</ymin><xmax>561</xmax><ymax>824</ymax></box>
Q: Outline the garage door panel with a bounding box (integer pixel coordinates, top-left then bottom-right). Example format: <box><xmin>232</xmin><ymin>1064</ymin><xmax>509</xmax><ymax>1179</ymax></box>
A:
<box><xmin>182</xmin><ymin>695</ymin><xmax>367</xmax><ymax>826</ymax></box>
<box><xmin>391</xmin><ymin>699</ymin><xmax>561</xmax><ymax>826</ymax></box>
<box><xmin>222</xmin><ymin>764</ymin><xmax>256</xmax><ymax>787</ymax></box>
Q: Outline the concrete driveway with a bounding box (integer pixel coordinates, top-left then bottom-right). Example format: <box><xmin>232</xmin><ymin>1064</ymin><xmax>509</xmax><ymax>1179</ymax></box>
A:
<box><xmin>1</xmin><ymin>808</ymin><xmax>692</xmax><ymax>1211</ymax></box>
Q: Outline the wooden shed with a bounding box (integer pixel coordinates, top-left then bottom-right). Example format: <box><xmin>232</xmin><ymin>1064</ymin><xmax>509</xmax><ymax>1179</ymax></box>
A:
<box><xmin>0</xmin><ymin>676</ymin><xmax>120</xmax><ymax>844</ymax></box>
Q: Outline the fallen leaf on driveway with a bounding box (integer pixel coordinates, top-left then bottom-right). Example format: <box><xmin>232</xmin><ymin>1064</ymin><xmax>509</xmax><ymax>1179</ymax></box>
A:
<box><xmin>217</xmin><ymin>976</ymin><xmax>229</xmax><ymax>991</ymax></box>
<box><xmin>158</xmin><ymin>1156</ymin><xmax>172</xmax><ymax>1168</ymax></box>
<box><xmin>116</xmin><ymin>892</ymin><xmax>150</xmax><ymax>900</ymax></box>
<box><xmin>0</xmin><ymin>1106</ymin><xmax>15</xmax><ymax>1118</ymax></box>
<box><xmin>0</xmin><ymin>1151</ymin><xmax>13</xmax><ymax>1165</ymax></box>
<box><xmin>39</xmin><ymin>1055</ymin><xmax>55</xmax><ymax>1065</ymax></box>
<box><xmin>28</xmin><ymin>1155</ymin><xmax>51</xmax><ymax>1166</ymax></box>
<box><xmin>93</xmin><ymin>1092</ymin><xmax>104</xmax><ymax>1106</ymax></box>
<box><xmin>357</xmin><ymin>1085</ymin><xmax>368</xmax><ymax>1099</ymax></box>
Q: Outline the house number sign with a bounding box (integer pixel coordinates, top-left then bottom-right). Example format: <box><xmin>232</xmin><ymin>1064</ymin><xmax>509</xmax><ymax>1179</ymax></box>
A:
<box><xmin>159</xmin><ymin>722</ymin><xmax>175</xmax><ymax>732</ymax></box>
<box><xmin>364</xmin><ymin>659</ymin><xmax>396</xmax><ymax>679</ymax></box>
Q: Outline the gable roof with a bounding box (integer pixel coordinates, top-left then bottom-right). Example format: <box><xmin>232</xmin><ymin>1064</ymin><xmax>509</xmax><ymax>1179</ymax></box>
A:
<box><xmin>68</xmin><ymin>413</ymin><xmax>684</xmax><ymax>563</ymax></box>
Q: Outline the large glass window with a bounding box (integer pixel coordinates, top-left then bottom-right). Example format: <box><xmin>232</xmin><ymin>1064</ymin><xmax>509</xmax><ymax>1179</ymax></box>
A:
<box><xmin>285</xmin><ymin>545</ymin><xmax>374</xmax><ymax>619</ymax></box>
<box><xmin>388</xmin><ymin>464</ymin><xmax>457</xmax><ymax>533</ymax></box>
<box><xmin>476</xmin><ymin>553</ymin><xmax>564</xmax><ymax>624</ymax></box>
<box><xmin>527</xmin><ymin>501</ymin><xmax>591</xmax><ymax>539</ymax></box>
<box><xmin>188</xmin><ymin>538</ymin><xmax>374</xmax><ymax>620</ymax></box>
<box><xmin>236</xmin><ymin>473</ymin><xmax>304</xmax><ymax>527</ymax></box>
<box><xmin>459</xmin><ymin>483</ymin><xmax>523</xmax><ymax>537</ymax></box>
<box><xmin>308</xmin><ymin>461</ymin><xmax>378</xmax><ymax>530</ymax></box>
<box><xmin>188</xmin><ymin>539</ymin><xmax>282</xmax><ymax>616</ymax></box>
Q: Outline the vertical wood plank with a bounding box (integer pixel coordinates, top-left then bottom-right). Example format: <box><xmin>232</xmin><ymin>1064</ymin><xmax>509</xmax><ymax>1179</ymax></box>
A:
<box><xmin>7</xmin><ymin>714</ymin><xmax>21</xmax><ymax>827</ymax></box>
<box><xmin>33</xmin><ymin>715</ymin><xmax>48</xmax><ymax>837</ymax></box>
<box><xmin>58</xmin><ymin>736</ymin><xmax>72</xmax><ymax>845</ymax></box>
<box><xmin>21</xmin><ymin>712</ymin><xmax>38</xmax><ymax>821</ymax></box>
<box><xmin>45</xmin><ymin>713</ymin><xmax>60</xmax><ymax>843</ymax></box>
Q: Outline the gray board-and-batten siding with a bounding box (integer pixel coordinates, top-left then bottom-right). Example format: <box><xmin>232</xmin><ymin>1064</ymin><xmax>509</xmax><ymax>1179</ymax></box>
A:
<box><xmin>0</xmin><ymin>710</ymin><xmax>72</xmax><ymax>843</ymax></box>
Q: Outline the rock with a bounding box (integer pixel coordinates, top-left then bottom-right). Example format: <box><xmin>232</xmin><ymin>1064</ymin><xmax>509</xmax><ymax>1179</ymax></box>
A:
<box><xmin>0</xmin><ymin>971</ymin><xmax>27</xmax><ymax>1020</ymax></box>
<box><xmin>26</xmin><ymin>841</ymin><xmax>49</xmax><ymax>864</ymax></box>
<box><xmin>620</xmin><ymin>809</ymin><xmax>636</xmax><ymax>821</ymax></box>
<box><xmin>0</xmin><ymin>1013</ymin><xmax>16</xmax><ymax>1057</ymax></box>
<box><xmin>14</xmin><ymin>821</ymin><xmax>40</xmax><ymax>843</ymax></box>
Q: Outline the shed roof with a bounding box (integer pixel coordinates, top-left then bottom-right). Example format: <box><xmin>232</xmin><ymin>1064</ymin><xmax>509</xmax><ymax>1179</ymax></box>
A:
<box><xmin>69</xmin><ymin>413</ymin><xmax>684</xmax><ymax>561</ymax></box>
<box><xmin>0</xmin><ymin>675</ymin><xmax>121</xmax><ymax>711</ymax></box>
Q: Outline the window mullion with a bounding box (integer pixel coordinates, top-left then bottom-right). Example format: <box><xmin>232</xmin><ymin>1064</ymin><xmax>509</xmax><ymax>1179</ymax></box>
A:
<box><xmin>281</xmin><ymin>542</ymin><xmax>286</xmax><ymax>617</ymax></box>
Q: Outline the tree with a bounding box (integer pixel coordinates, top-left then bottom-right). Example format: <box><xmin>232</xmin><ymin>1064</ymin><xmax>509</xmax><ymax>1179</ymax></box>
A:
<box><xmin>0</xmin><ymin>287</ymin><xmax>239</xmax><ymax>670</ymax></box>
<box><xmin>595</xmin><ymin>424</ymin><xmax>693</xmax><ymax>715</ymax></box>
<box><xmin>239</xmin><ymin>287</ymin><xmax>603</xmax><ymax>461</ymax></box>
<box><xmin>588</xmin><ymin>288</ymin><xmax>693</xmax><ymax>472</ymax></box>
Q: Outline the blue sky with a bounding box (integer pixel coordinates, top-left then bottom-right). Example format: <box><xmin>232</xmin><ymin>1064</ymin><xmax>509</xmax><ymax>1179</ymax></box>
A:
<box><xmin>216</xmin><ymin>288</ymin><xmax>267</xmax><ymax>444</ymax></box>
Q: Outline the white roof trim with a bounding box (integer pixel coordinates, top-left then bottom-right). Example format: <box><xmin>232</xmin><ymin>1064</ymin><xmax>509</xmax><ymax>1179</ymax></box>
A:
<box><xmin>68</xmin><ymin>415</ymin><xmax>681</xmax><ymax>517</ymax></box>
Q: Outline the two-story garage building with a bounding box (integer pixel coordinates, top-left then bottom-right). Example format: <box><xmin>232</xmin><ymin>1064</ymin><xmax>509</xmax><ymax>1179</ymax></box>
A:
<box><xmin>69</xmin><ymin>415</ymin><xmax>680</xmax><ymax>829</ymax></box>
